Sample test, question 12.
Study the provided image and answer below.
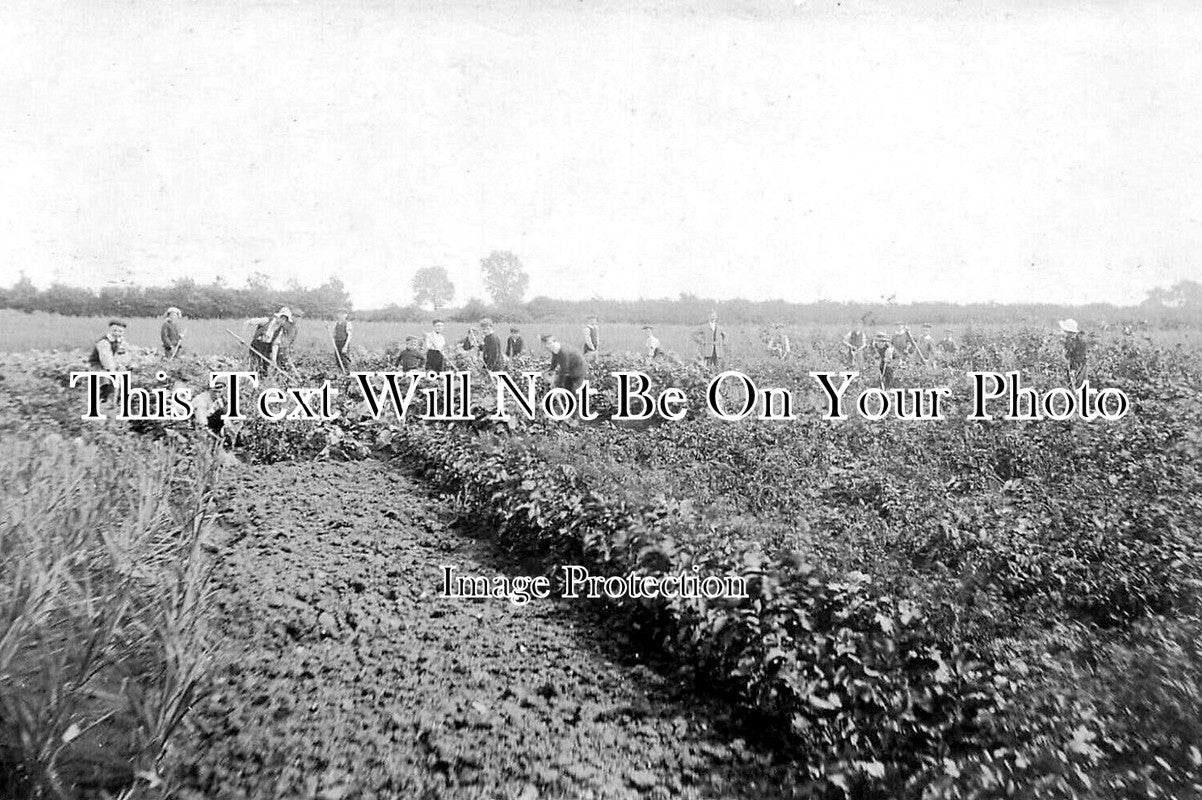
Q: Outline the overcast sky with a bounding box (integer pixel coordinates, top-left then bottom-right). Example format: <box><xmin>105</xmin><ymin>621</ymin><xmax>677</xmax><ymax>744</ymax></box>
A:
<box><xmin>1</xmin><ymin>0</ymin><xmax>1199</xmax><ymax>308</ymax></box>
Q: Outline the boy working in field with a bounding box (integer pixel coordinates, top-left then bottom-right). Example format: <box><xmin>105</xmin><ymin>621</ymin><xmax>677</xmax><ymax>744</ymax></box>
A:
<box><xmin>480</xmin><ymin>318</ymin><xmax>504</xmax><ymax>371</ymax></box>
<box><xmin>396</xmin><ymin>335</ymin><xmax>426</xmax><ymax>373</ymax></box>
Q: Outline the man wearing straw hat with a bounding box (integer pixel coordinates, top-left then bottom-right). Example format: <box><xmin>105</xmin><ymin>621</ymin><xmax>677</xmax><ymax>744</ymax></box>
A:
<box><xmin>160</xmin><ymin>307</ymin><xmax>184</xmax><ymax>359</ymax></box>
<box><xmin>1059</xmin><ymin>319</ymin><xmax>1088</xmax><ymax>387</ymax></box>
<box><xmin>271</xmin><ymin>307</ymin><xmax>299</xmax><ymax>372</ymax></box>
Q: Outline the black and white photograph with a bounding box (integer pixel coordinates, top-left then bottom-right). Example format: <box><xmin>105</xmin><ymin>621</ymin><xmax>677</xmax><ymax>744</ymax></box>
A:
<box><xmin>2</xmin><ymin>1</ymin><xmax>1201</xmax><ymax>798</ymax></box>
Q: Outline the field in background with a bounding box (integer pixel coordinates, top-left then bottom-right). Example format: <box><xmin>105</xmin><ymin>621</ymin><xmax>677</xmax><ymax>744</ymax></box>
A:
<box><xmin>0</xmin><ymin>309</ymin><xmax>851</xmax><ymax>360</ymax></box>
<box><xmin>6</xmin><ymin>308</ymin><xmax>1183</xmax><ymax>364</ymax></box>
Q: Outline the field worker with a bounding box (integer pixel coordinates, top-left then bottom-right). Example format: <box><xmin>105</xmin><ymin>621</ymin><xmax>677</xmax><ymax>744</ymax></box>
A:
<box><xmin>160</xmin><ymin>307</ymin><xmax>184</xmax><ymax>359</ymax></box>
<box><xmin>480</xmin><ymin>318</ymin><xmax>504</xmax><ymax>371</ymax></box>
<box><xmin>270</xmin><ymin>307</ymin><xmax>298</xmax><ymax>372</ymax></box>
<box><xmin>891</xmin><ymin>322</ymin><xmax>913</xmax><ymax>358</ymax></box>
<box><xmin>246</xmin><ymin>316</ymin><xmax>275</xmax><ymax>376</ymax></box>
<box><xmin>917</xmin><ymin>323</ymin><xmax>936</xmax><ymax>365</ymax></box>
<box><xmin>695</xmin><ymin>310</ymin><xmax>727</xmax><ymax>367</ymax></box>
<box><xmin>767</xmin><ymin>323</ymin><xmax>791</xmax><ymax>359</ymax></box>
<box><xmin>89</xmin><ymin>320</ymin><xmax>127</xmax><ymax>403</ymax></box>
<box><xmin>333</xmin><ymin>309</ymin><xmax>353</xmax><ymax>370</ymax></box>
<box><xmin>541</xmin><ymin>334</ymin><xmax>588</xmax><ymax>394</ymax></box>
<box><xmin>505</xmin><ymin>326</ymin><xmax>525</xmax><ymax>359</ymax></box>
<box><xmin>871</xmin><ymin>331</ymin><xmax>897</xmax><ymax>390</ymax></box>
<box><xmin>423</xmin><ymin>319</ymin><xmax>448</xmax><ymax>372</ymax></box>
<box><xmin>842</xmin><ymin>327</ymin><xmax>866</xmax><ymax>369</ymax></box>
<box><xmin>460</xmin><ymin>327</ymin><xmax>482</xmax><ymax>354</ymax></box>
<box><xmin>938</xmin><ymin>328</ymin><xmax>959</xmax><ymax>356</ymax></box>
<box><xmin>180</xmin><ymin>380</ymin><xmax>227</xmax><ymax>439</ymax></box>
<box><xmin>1059</xmin><ymin>319</ymin><xmax>1088</xmax><ymax>387</ymax></box>
<box><xmin>583</xmin><ymin>315</ymin><xmax>600</xmax><ymax>360</ymax></box>
<box><xmin>396</xmin><ymin>335</ymin><xmax>426</xmax><ymax>373</ymax></box>
<box><xmin>643</xmin><ymin>325</ymin><xmax>663</xmax><ymax>360</ymax></box>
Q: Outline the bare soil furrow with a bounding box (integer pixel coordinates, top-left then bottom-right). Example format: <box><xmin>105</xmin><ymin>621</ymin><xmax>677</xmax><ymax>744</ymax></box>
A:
<box><xmin>173</xmin><ymin>459</ymin><xmax>800</xmax><ymax>800</ymax></box>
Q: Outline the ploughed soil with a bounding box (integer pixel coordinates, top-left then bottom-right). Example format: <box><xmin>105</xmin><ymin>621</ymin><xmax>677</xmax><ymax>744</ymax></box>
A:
<box><xmin>172</xmin><ymin>458</ymin><xmax>805</xmax><ymax>800</ymax></box>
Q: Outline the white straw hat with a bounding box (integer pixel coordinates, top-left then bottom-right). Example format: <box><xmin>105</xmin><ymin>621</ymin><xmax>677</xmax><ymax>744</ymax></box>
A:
<box><xmin>1058</xmin><ymin>319</ymin><xmax>1080</xmax><ymax>334</ymax></box>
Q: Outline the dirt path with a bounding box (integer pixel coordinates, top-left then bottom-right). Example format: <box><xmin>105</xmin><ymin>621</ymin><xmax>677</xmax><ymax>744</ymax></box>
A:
<box><xmin>173</xmin><ymin>458</ymin><xmax>802</xmax><ymax>800</ymax></box>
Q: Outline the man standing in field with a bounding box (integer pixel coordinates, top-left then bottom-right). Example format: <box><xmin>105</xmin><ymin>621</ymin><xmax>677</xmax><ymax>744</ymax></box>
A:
<box><xmin>160</xmin><ymin>307</ymin><xmax>184</xmax><ymax>359</ymax></box>
<box><xmin>332</xmin><ymin>309</ymin><xmax>353</xmax><ymax>370</ymax></box>
<box><xmin>871</xmin><ymin>331</ymin><xmax>897</xmax><ymax>390</ymax></box>
<box><xmin>842</xmin><ymin>327</ymin><xmax>866</xmax><ymax>369</ymax></box>
<box><xmin>583</xmin><ymin>315</ymin><xmax>600</xmax><ymax>361</ymax></box>
<box><xmin>246</xmin><ymin>316</ymin><xmax>275</xmax><ymax>376</ymax></box>
<box><xmin>767</xmin><ymin>322</ymin><xmax>791</xmax><ymax>359</ymax></box>
<box><xmin>917</xmin><ymin>323</ymin><xmax>936</xmax><ymax>365</ymax></box>
<box><xmin>938</xmin><ymin>328</ymin><xmax>959</xmax><ymax>357</ymax></box>
<box><xmin>891</xmin><ymin>323</ymin><xmax>913</xmax><ymax>359</ymax></box>
<box><xmin>643</xmin><ymin>325</ymin><xmax>663</xmax><ymax>360</ymax></box>
<box><xmin>541</xmin><ymin>334</ymin><xmax>588</xmax><ymax>394</ymax></box>
<box><xmin>480</xmin><ymin>318</ymin><xmax>504</xmax><ymax>371</ymax></box>
<box><xmin>270</xmin><ymin>307</ymin><xmax>298</xmax><ymax>373</ymax></box>
<box><xmin>88</xmin><ymin>320</ymin><xmax>127</xmax><ymax>403</ymax></box>
<box><xmin>695</xmin><ymin>311</ymin><xmax>727</xmax><ymax>367</ymax></box>
<box><xmin>505</xmin><ymin>326</ymin><xmax>525</xmax><ymax>360</ymax></box>
<box><xmin>423</xmin><ymin>319</ymin><xmax>448</xmax><ymax>372</ymax></box>
<box><xmin>1059</xmin><ymin>319</ymin><xmax>1088</xmax><ymax>387</ymax></box>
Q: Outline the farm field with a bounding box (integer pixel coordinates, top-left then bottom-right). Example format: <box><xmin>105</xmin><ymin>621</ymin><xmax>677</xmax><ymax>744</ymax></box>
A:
<box><xmin>2</xmin><ymin>320</ymin><xmax>1200</xmax><ymax>799</ymax></box>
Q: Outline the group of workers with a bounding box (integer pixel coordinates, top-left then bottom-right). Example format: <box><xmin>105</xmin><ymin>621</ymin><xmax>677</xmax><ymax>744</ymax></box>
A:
<box><xmin>88</xmin><ymin>308</ymin><xmax>1094</xmax><ymax>404</ymax></box>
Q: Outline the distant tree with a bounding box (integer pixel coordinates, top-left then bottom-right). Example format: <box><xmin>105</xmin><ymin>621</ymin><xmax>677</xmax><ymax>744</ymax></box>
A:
<box><xmin>412</xmin><ymin>267</ymin><xmax>455</xmax><ymax>310</ymax></box>
<box><xmin>480</xmin><ymin>251</ymin><xmax>529</xmax><ymax>306</ymax></box>
<box><xmin>1143</xmin><ymin>279</ymin><xmax>1202</xmax><ymax>309</ymax></box>
<box><xmin>4</xmin><ymin>273</ymin><xmax>38</xmax><ymax>310</ymax></box>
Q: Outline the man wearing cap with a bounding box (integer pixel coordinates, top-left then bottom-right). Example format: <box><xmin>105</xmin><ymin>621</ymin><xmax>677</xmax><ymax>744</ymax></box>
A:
<box><xmin>938</xmin><ymin>328</ymin><xmax>959</xmax><ymax>356</ymax></box>
<box><xmin>695</xmin><ymin>311</ymin><xmax>727</xmax><ymax>367</ymax></box>
<box><xmin>89</xmin><ymin>320</ymin><xmax>127</xmax><ymax>403</ymax></box>
<box><xmin>871</xmin><ymin>331</ymin><xmax>897</xmax><ymax>390</ymax></box>
<box><xmin>270</xmin><ymin>307</ymin><xmax>298</xmax><ymax>372</ymax></box>
<box><xmin>396</xmin><ymin>336</ymin><xmax>426</xmax><ymax>373</ymax></box>
<box><xmin>480</xmin><ymin>318</ymin><xmax>504</xmax><ymax>371</ymax></box>
<box><xmin>1059</xmin><ymin>319</ymin><xmax>1088</xmax><ymax>386</ymax></box>
<box><xmin>583</xmin><ymin>315</ymin><xmax>600</xmax><ymax>361</ymax></box>
<box><xmin>505</xmin><ymin>326</ymin><xmax>525</xmax><ymax>360</ymax></box>
<box><xmin>160</xmin><ymin>307</ymin><xmax>184</xmax><ymax>359</ymax></box>
<box><xmin>916</xmin><ymin>323</ymin><xmax>936</xmax><ymax>365</ymax></box>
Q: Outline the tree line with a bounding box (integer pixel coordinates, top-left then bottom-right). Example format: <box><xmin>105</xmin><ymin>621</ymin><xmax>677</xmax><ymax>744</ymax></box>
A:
<box><xmin>2</xmin><ymin>263</ymin><xmax>1197</xmax><ymax>327</ymax></box>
